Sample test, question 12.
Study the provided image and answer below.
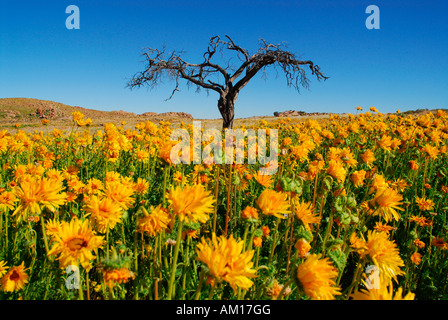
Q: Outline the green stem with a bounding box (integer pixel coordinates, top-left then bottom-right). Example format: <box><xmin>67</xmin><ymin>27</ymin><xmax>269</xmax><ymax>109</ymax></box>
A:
<box><xmin>242</xmin><ymin>223</ymin><xmax>250</xmax><ymax>251</ymax></box>
<box><xmin>78</xmin><ymin>265</ymin><xmax>84</xmax><ymax>300</ymax></box>
<box><xmin>40</xmin><ymin>216</ymin><xmax>50</xmax><ymax>257</ymax></box>
<box><xmin>106</xmin><ymin>229</ymin><xmax>110</xmax><ymax>259</ymax></box>
<box><xmin>181</xmin><ymin>236</ymin><xmax>191</xmax><ymax>298</ymax></box>
<box><xmin>207</xmin><ymin>281</ymin><xmax>217</xmax><ymax>300</ymax></box>
<box><xmin>167</xmin><ymin>219</ymin><xmax>184</xmax><ymax>300</ymax></box>
<box><xmin>212</xmin><ymin>166</ymin><xmax>220</xmax><ymax>234</ymax></box>
<box><xmin>194</xmin><ymin>268</ymin><xmax>206</xmax><ymax>300</ymax></box>
<box><xmin>268</xmin><ymin>218</ymin><xmax>280</xmax><ymax>264</ymax></box>
<box><xmin>162</xmin><ymin>165</ymin><xmax>169</xmax><ymax>206</ymax></box>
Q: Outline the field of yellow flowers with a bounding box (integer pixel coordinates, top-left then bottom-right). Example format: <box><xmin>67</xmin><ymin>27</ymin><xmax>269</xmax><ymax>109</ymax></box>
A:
<box><xmin>0</xmin><ymin>108</ymin><xmax>447</xmax><ymax>300</ymax></box>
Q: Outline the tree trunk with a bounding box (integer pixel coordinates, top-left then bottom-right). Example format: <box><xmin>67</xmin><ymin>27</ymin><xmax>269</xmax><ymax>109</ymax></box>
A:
<box><xmin>218</xmin><ymin>91</ymin><xmax>238</xmax><ymax>130</ymax></box>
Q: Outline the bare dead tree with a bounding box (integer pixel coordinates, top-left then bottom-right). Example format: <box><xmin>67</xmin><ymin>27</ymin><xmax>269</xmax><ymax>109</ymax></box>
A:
<box><xmin>128</xmin><ymin>35</ymin><xmax>328</xmax><ymax>129</ymax></box>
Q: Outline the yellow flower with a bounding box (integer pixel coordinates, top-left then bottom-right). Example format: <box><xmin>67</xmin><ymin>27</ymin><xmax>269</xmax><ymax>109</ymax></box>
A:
<box><xmin>137</xmin><ymin>205</ymin><xmax>171</xmax><ymax>237</ymax></box>
<box><xmin>377</xmin><ymin>135</ymin><xmax>393</xmax><ymax>151</ymax></box>
<box><xmin>339</xmin><ymin>147</ymin><xmax>358</xmax><ymax>167</ymax></box>
<box><xmin>350</xmin><ymin>170</ymin><xmax>366</xmax><ymax>187</ymax></box>
<box><xmin>282</xmin><ymin>137</ymin><xmax>292</xmax><ymax>146</ymax></box>
<box><xmin>196</xmin><ymin>233</ymin><xmax>257</xmax><ymax>292</ymax></box>
<box><xmin>253</xmin><ymin>172</ymin><xmax>273</xmax><ymax>188</ymax></box>
<box><xmin>105</xmin><ymin>171</ymin><xmax>121</xmax><ymax>183</ymax></box>
<box><xmin>45</xmin><ymin>168</ymin><xmax>65</xmax><ymax>185</ymax></box>
<box><xmin>389</xmin><ymin>178</ymin><xmax>410</xmax><ymax>192</ymax></box>
<box><xmin>369</xmin><ymin>187</ymin><xmax>404</xmax><ymax>222</ymax></box>
<box><xmin>72</xmin><ymin>111</ymin><xmax>85</xmax><ymax>122</ymax></box>
<box><xmin>0</xmin><ymin>191</ymin><xmax>17</xmax><ymax>212</ymax></box>
<box><xmin>104</xmin><ymin>181</ymin><xmax>135</xmax><ymax>211</ymax></box>
<box><xmin>173</xmin><ymin>171</ymin><xmax>184</xmax><ymax>184</ymax></box>
<box><xmin>350</xmin><ymin>232</ymin><xmax>368</xmax><ymax>255</ymax></box>
<box><xmin>421</xmin><ymin>143</ymin><xmax>439</xmax><ymax>159</ymax></box>
<box><xmin>290</xmin><ymin>144</ymin><xmax>311</xmax><ymax>161</ymax></box>
<box><xmin>369</xmin><ymin>174</ymin><xmax>388</xmax><ymax>194</ymax></box>
<box><xmin>159</xmin><ymin>140</ymin><xmax>178</xmax><ymax>165</ymax></box>
<box><xmin>296</xmin><ymin>254</ymin><xmax>341</xmax><ymax>300</ymax></box>
<box><xmin>360</xmin><ymin>149</ymin><xmax>376</xmax><ymax>165</ymax></box>
<box><xmin>361</xmin><ymin>231</ymin><xmax>405</xmax><ymax>282</ymax></box>
<box><xmin>293</xmin><ymin>199</ymin><xmax>320</xmax><ymax>231</ymax></box>
<box><xmin>167</xmin><ymin>184</ymin><xmax>215</xmax><ymax>224</ymax></box>
<box><xmin>0</xmin><ymin>260</ymin><xmax>8</xmax><ymax>278</ymax></box>
<box><xmin>133</xmin><ymin>178</ymin><xmax>150</xmax><ymax>196</ymax></box>
<box><xmin>47</xmin><ymin>218</ymin><xmax>104</xmax><ymax>271</ymax></box>
<box><xmin>256</xmin><ymin>189</ymin><xmax>290</xmax><ymax>219</ymax></box>
<box><xmin>45</xmin><ymin>218</ymin><xmax>62</xmax><ymax>237</ymax></box>
<box><xmin>135</xmin><ymin>148</ymin><xmax>149</xmax><ymax>162</ymax></box>
<box><xmin>326</xmin><ymin>160</ymin><xmax>347</xmax><ymax>183</ymax></box>
<box><xmin>0</xmin><ymin>262</ymin><xmax>29</xmax><ymax>292</ymax></box>
<box><xmin>83</xmin><ymin>195</ymin><xmax>124</xmax><ymax>233</ymax></box>
<box><xmin>12</xmin><ymin>177</ymin><xmax>67</xmax><ymax>223</ymax></box>
<box><xmin>84</xmin><ymin>178</ymin><xmax>104</xmax><ymax>196</ymax></box>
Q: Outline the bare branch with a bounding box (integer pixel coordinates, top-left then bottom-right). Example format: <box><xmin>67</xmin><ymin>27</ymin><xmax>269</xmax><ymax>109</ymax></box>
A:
<box><xmin>128</xmin><ymin>35</ymin><xmax>328</xmax><ymax>128</ymax></box>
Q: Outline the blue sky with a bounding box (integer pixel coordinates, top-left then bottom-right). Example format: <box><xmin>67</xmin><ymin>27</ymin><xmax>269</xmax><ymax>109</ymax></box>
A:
<box><xmin>1</xmin><ymin>0</ymin><xmax>447</xmax><ymax>119</ymax></box>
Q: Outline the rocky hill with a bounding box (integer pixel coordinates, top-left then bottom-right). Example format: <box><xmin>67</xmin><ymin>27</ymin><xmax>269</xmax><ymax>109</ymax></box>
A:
<box><xmin>274</xmin><ymin>110</ymin><xmax>332</xmax><ymax>117</ymax></box>
<box><xmin>0</xmin><ymin>98</ymin><xmax>193</xmax><ymax>123</ymax></box>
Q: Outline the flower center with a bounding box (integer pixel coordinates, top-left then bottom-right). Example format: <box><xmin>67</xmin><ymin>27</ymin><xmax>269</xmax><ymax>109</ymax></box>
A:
<box><xmin>67</xmin><ymin>237</ymin><xmax>88</xmax><ymax>251</ymax></box>
<box><xmin>10</xmin><ymin>270</ymin><xmax>20</xmax><ymax>281</ymax></box>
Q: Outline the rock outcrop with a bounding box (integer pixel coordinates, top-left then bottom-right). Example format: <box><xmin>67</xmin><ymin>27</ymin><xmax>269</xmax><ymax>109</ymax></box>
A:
<box><xmin>274</xmin><ymin>110</ymin><xmax>331</xmax><ymax>117</ymax></box>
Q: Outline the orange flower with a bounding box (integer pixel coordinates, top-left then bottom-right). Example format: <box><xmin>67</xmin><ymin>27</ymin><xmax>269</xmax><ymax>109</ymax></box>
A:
<box><xmin>410</xmin><ymin>252</ymin><xmax>422</xmax><ymax>265</ymax></box>
<box><xmin>253</xmin><ymin>237</ymin><xmax>263</xmax><ymax>248</ymax></box>
<box><xmin>351</xmin><ymin>170</ymin><xmax>366</xmax><ymax>187</ymax></box>
<box><xmin>261</xmin><ymin>226</ymin><xmax>270</xmax><ymax>238</ymax></box>
<box><xmin>413</xmin><ymin>239</ymin><xmax>425</xmax><ymax>249</ymax></box>
<box><xmin>415</xmin><ymin>196</ymin><xmax>435</xmax><ymax>211</ymax></box>
<box><xmin>409</xmin><ymin>160</ymin><xmax>419</xmax><ymax>170</ymax></box>
<box><xmin>409</xmin><ymin>215</ymin><xmax>433</xmax><ymax>227</ymax></box>
<box><xmin>295</xmin><ymin>238</ymin><xmax>311</xmax><ymax>258</ymax></box>
<box><xmin>431</xmin><ymin>237</ymin><xmax>448</xmax><ymax>250</ymax></box>
<box><xmin>241</xmin><ymin>206</ymin><xmax>259</xmax><ymax>220</ymax></box>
